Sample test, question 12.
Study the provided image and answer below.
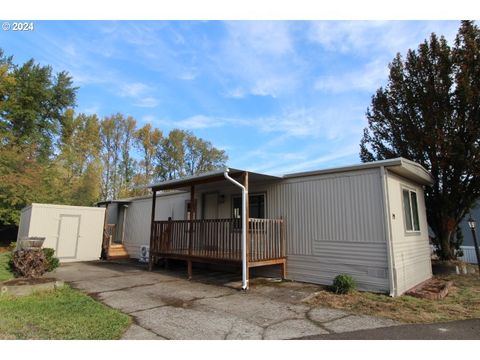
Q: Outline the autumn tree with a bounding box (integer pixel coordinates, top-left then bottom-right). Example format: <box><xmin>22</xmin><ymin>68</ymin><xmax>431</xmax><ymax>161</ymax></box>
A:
<box><xmin>360</xmin><ymin>21</ymin><xmax>480</xmax><ymax>260</ymax></box>
<box><xmin>157</xmin><ymin>129</ymin><xmax>227</xmax><ymax>181</ymax></box>
<box><xmin>118</xmin><ymin>115</ymin><xmax>137</xmax><ymax>198</ymax></box>
<box><xmin>132</xmin><ymin>123</ymin><xmax>162</xmax><ymax>195</ymax></box>
<box><xmin>56</xmin><ymin>110</ymin><xmax>102</xmax><ymax>205</ymax></box>
<box><xmin>100</xmin><ymin>113</ymin><xmax>138</xmax><ymax>199</ymax></box>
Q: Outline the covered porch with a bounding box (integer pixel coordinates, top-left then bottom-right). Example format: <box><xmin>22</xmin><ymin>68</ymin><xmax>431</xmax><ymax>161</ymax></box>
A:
<box><xmin>147</xmin><ymin>168</ymin><xmax>287</xmax><ymax>289</ymax></box>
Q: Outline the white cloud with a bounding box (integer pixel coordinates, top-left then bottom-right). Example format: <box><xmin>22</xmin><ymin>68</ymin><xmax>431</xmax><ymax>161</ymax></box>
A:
<box><xmin>308</xmin><ymin>21</ymin><xmax>460</xmax><ymax>57</ymax></box>
<box><xmin>217</xmin><ymin>21</ymin><xmax>303</xmax><ymax>98</ymax></box>
<box><xmin>134</xmin><ymin>97</ymin><xmax>160</xmax><ymax>108</ymax></box>
<box><xmin>118</xmin><ymin>82</ymin><xmax>159</xmax><ymax>108</ymax></box>
<box><xmin>224</xmin><ymin>21</ymin><xmax>294</xmax><ymax>56</ymax></box>
<box><xmin>256</xmin><ymin>144</ymin><xmax>360</xmax><ymax>176</ymax></box>
<box><xmin>175</xmin><ymin>115</ymin><xmax>226</xmax><ymax>129</ymax></box>
<box><xmin>119</xmin><ymin>82</ymin><xmax>150</xmax><ymax>97</ymax></box>
<box><xmin>255</xmin><ymin>105</ymin><xmax>365</xmax><ymax>140</ymax></box>
<box><xmin>315</xmin><ymin>59</ymin><xmax>390</xmax><ymax>93</ymax></box>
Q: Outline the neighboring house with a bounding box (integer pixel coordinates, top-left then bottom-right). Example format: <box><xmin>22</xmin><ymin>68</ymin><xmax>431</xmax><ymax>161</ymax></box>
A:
<box><xmin>459</xmin><ymin>203</ymin><xmax>480</xmax><ymax>247</ymax></box>
<box><xmin>101</xmin><ymin>157</ymin><xmax>434</xmax><ymax>297</ymax></box>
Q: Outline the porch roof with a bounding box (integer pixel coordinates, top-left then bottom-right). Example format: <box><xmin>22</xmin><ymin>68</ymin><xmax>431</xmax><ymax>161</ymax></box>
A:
<box><xmin>148</xmin><ymin>168</ymin><xmax>282</xmax><ymax>191</ymax></box>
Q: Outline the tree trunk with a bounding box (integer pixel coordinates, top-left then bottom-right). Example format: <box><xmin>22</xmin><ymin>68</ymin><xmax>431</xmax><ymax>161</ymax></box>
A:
<box><xmin>438</xmin><ymin>232</ymin><xmax>456</xmax><ymax>261</ymax></box>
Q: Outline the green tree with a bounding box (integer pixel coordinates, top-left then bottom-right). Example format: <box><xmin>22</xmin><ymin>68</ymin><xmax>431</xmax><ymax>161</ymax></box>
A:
<box><xmin>0</xmin><ymin>51</ymin><xmax>77</xmax><ymax>160</ymax></box>
<box><xmin>0</xmin><ymin>49</ymin><xmax>77</xmax><ymax>224</ymax></box>
<box><xmin>360</xmin><ymin>21</ymin><xmax>480</xmax><ymax>260</ymax></box>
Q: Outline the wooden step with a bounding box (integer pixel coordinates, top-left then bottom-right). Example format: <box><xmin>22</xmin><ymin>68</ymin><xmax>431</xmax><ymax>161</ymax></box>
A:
<box><xmin>107</xmin><ymin>244</ymin><xmax>129</xmax><ymax>260</ymax></box>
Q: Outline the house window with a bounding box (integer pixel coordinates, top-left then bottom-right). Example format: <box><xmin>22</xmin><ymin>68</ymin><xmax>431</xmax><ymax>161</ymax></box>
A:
<box><xmin>232</xmin><ymin>194</ymin><xmax>266</xmax><ymax>220</ymax></box>
<box><xmin>402</xmin><ymin>189</ymin><xmax>420</xmax><ymax>232</ymax></box>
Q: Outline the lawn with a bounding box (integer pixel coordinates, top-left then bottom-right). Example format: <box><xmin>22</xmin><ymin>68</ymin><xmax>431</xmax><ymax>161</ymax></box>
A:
<box><xmin>0</xmin><ymin>252</ymin><xmax>14</xmax><ymax>282</ymax></box>
<box><xmin>304</xmin><ymin>274</ymin><xmax>480</xmax><ymax>324</ymax></box>
<box><xmin>0</xmin><ymin>286</ymin><xmax>131</xmax><ymax>339</ymax></box>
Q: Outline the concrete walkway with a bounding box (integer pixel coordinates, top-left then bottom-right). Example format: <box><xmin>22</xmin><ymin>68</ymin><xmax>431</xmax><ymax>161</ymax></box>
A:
<box><xmin>53</xmin><ymin>261</ymin><xmax>399</xmax><ymax>340</ymax></box>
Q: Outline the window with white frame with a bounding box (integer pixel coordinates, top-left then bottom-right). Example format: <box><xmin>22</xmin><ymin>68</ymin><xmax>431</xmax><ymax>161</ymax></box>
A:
<box><xmin>402</xmin><ymin>188</ymin><xmax>420</xmax><ymax>232</ymax></box>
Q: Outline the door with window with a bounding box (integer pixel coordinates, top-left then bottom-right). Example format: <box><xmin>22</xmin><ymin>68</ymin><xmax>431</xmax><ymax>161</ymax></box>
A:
<box><xmin>232</xmin><ymin>193</ymin><xmax>266</xmax><ymax>229</ymax></box>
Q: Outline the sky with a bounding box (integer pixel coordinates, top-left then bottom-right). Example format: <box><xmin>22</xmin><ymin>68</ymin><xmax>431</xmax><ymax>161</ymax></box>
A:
<box><xmin>0</xmin><ymin>20</ymin><xmax>462</xmax><ymax>175</ymax></box>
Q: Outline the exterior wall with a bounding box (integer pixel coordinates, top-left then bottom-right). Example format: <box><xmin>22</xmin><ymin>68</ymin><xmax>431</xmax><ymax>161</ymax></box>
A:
<box><xmin>122</xmin><ymin>192</ymin><xmax>190</xmax><ymax>258</ymax></box>
<box><xmin>386</xmin><ymin>172</ymin><xmax>432</xmax><ymax>295</ymax></box>
<box><xmin>267</xmin><ymin>168</ymin><xmax>389</xmax><ymax>293</ymax></box>
<box><xmin>106</xmin><ymin>203</ymin><xmax>119</xmax><ymax>225</ymax></box>
<box><xmin>18</xmin><ymin>204</ymin><xmax>105</xmax><ymax>262</ymax></box>
<box><xmin>17</xmin><ymin>206</ymin><xmax>32</xmax><ymax>240</ymax></box>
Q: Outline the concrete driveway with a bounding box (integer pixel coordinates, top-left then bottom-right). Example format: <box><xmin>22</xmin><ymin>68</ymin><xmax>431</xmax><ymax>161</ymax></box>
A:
<box><xmin>53</xmin><ymin>261</ymin><xmax>399</xmax><ymax>340</ymax></box>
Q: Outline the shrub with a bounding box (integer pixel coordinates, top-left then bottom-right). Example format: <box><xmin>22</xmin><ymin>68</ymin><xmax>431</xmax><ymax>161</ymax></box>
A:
<box><xmin>331</xmin><ymin>274</ymin><xmax>357</xmax><ymax>294</ymax></box>
<box><xmin>7</xmin><ymin>242</ymin><xmax>16</xmax><ymax>252</ymax></box>
<box><xmin>42</xmin><ymin>248</ymin><xmax>60</xmax><ymax>272</ymax></box>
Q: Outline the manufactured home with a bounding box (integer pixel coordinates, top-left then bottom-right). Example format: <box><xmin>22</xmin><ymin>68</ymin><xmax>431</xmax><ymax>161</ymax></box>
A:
<box><xmin>100</xmin><ymin>157</ymin><xmax>434</xmax><ymax>296</ymax></box>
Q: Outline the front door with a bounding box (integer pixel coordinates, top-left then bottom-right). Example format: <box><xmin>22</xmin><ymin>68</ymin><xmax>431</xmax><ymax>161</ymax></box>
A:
<box><xmin>203</xmin><ymin>193</ymin><xmax>218</xmax><ymax>220</ymax></box>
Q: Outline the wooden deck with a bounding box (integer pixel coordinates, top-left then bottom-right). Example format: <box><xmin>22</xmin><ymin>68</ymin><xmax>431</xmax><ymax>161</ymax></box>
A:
<box><xmin>149</xmin><ymin>218</ymin><xmax>286</xmax><ymax>279</ymax></box>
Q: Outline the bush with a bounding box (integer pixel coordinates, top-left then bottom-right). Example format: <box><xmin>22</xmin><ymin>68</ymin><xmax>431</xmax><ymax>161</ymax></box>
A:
<box><xmin>42</xmin><ymin>248</ymin><xmax>60</xmax><ymax>272</ymax></box>
<box><xmin>7</xmin><ymin>242</ymin><xmax>16</xmax><ymax>252</ymax></box>
<box><xmin>331</xmin><ymin>274</ymin><xmax>357</xmax><ymax>294</ymax></box>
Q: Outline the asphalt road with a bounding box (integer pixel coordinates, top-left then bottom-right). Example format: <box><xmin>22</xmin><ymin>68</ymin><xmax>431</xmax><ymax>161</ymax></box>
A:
<box><xmin>298</xmin><ymin>318</ymin><xmax>480</xmax><ymax>340</ymax></box>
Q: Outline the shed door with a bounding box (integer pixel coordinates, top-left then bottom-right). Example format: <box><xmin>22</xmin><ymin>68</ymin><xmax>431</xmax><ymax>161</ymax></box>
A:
<box><xmin>56</xmin><ymin>215</ymin><xmax>80</xmax><ymax>258</ymax></box>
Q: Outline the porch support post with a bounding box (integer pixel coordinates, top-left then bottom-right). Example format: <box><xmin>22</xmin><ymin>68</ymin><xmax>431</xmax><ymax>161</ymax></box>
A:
<box><xmin>187</xmin><ymin>185</ymin><xmax>195</xmax><ymax>279</ymax></box>
<box><xmin>243</xmin><ymin>171</ymin><xmax>250</xmax><ymax>287</ymax></box>
<box><xmin>101</xmin><ymin>202</ymin><xmax>109</xmax><ymax>260</ymax></box>
<box><xmin>148</xmin><ymin>189</ymin><xmax>157</xmax><ymax>271</ymax></box>
<box><xmin>189</xmin><ymin>185</ymin><xmax>195</xmax><ymax>255</ymax></box>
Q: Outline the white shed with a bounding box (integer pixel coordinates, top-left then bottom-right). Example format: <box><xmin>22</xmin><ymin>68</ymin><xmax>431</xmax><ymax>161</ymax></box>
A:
<box><xmin>17</xmin><ymin>203</ymin><xmax>106</xmax><ymax>262</ymax></box>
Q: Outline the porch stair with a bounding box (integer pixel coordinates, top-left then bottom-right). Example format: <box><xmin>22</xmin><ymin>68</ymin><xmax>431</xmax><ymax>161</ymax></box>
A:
<box><xmin>108</xmin><ymin>244</ymin><xmax>129</xmax><ymax>260</ymax></box>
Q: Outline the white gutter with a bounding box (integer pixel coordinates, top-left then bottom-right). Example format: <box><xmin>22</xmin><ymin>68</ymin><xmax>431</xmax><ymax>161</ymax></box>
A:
<box><xmin>224</xmin><ymin>169</ymin><xmax>248</xmax><ymax>290</ymax></box>
<box><xmin>380</xmin><ymin>166</ymin><xmax>397</xmax><ymax>297</ymax></box>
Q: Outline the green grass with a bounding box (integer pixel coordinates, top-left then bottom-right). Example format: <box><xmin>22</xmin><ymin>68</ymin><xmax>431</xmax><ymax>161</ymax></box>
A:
<box><xmin>0</xmin><ymin>286</ymin><xmax>131</xmax><ymax>339</ymax></box>
<box><xmin>0</xmin><ymin>252</ymin><xmax>14</xmax><ymax>282</ymax></box>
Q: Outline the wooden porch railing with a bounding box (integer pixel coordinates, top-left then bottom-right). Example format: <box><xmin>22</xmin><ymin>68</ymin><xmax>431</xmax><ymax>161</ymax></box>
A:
<box><xmin>150</xmin><ymin>218</ymin><xmax>286</xmax><ymax>264</ymax></box>
<box><xmin>101</xmin><ymin>224</ymin><xmax>116</xmax><ymax>259</ymax></box>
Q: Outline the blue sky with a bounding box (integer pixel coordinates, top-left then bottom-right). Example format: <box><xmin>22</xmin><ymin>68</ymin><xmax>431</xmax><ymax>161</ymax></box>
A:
<box><xmin>0</xmin><ymin>20</ymin><xmax>461</xmax><ymax>175</ymax></box>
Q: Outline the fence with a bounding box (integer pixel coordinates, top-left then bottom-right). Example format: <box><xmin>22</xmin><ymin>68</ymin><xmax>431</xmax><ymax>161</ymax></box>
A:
<box><xmin>431</xmin><ymin>245</ymin><xmax>478</xmax><ymax>263</ymax></box>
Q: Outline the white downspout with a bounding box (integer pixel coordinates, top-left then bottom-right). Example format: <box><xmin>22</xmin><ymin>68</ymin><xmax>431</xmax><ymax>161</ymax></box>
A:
<box><xmin>224</xmin><ymin>169</ymin><xmax>248</xmax><ymax>290</ymax></box>
<box><xmin>381</xmin><ymin>166</ymin><xmax>397</xmax><ymax>297</ymax></box>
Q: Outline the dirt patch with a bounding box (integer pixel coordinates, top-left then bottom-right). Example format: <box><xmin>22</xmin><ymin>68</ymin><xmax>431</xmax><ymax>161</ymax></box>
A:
<box><xmin>304</xmin><ymin>274</ymin><xmax>480</xmax><ymax>324</ymax></box>
<box><xmin>2</xmin><ymin>277</ymin><xmax>57</xmax><ymax>286</ymax></box>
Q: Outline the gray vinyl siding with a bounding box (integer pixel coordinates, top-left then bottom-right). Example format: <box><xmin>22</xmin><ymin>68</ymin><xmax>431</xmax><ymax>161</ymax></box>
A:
<box><xmin>267</xmin><ymin>168</ymin><xmax>389</xmax><ymax>293</ymax></box>
<box><xmin>106</xmin><ymin>203</ymin><xmax>118</xmax><ymax>225</ymax></box>
<box><xmin>122</xmin><ymin>192</ymin><xmax>190</xmax><ymax>258</ymax></box>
